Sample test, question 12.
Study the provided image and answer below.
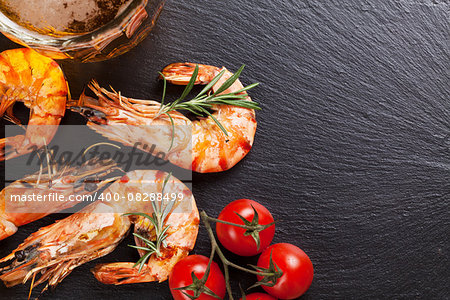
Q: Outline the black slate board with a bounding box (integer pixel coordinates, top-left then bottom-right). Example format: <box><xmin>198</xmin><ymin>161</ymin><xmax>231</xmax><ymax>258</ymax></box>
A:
<box><xmin>0</xmin><ymin>0</ymin><xmax>449</xmax><ymax>299</ymax></box>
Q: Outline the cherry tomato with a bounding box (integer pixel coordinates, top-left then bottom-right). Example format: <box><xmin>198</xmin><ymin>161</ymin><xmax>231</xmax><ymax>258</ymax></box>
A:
<box><xmin>216</xmin><ymin>199</ymin><xmax>275</xmax><ymax>256</ymax></box>
<box><xmin>240</xmin><ymin>292</ymin><xmax>277</xmax><ymax>300</ymax></box>
<box><xmin>169</xmin><ymin>255</ymin><xmax>226</xmax><ymax>300</ymax></box>
<box><xmin>256</xmin><ymin>243</ymin><xmax>313</xmax><ymax>299</ymax></box>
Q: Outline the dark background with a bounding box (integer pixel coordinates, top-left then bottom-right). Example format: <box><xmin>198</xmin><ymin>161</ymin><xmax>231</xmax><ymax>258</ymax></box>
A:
<box><xmin>1</xmin><ymin>0</ymin><xmax>449</xmax><ymax>299</ymax></box>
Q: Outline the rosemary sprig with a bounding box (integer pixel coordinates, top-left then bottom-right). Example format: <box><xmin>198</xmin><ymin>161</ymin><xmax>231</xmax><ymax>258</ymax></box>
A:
<box><xmin>124</xmin><ymin>172</ymin><xmax>176</xmax><ymax>272</ymax></box>
<box><xmin>157</xmin><ymin>64</ymin><xmax>261</xmax><ymax>151</ymax></box>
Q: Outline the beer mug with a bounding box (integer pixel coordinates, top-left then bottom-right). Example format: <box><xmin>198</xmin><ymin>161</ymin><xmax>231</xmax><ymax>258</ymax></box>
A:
<box><xmin>0</xmin><ymin>0</ymin><xmax>165</xmax><ymax>62</ymax></box>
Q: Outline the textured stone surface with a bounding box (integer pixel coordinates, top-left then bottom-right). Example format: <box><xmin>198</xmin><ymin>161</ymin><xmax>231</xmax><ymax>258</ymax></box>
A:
<box><xmin>0</xmin><ymin>0</ymin><xmax>449</xmax><ymax>299</ymax></box>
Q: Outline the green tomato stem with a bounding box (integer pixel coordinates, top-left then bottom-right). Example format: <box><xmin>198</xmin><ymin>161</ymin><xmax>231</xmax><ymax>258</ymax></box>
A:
<box><xmin>205</xmin><ymin>215</ymin><xmax>273</xmax><ymax>231</ymax></box>
<box><xmin>200</xmin><ymin>211</ymin><xmax>277</xmax><ymax>300</ymax></box>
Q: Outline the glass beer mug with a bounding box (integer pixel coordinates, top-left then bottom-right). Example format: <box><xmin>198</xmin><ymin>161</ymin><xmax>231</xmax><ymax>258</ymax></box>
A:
<box><xmin>0</xmin><ymin>0</ymin><xmax>165</xmax><ymax>62</ymax></box>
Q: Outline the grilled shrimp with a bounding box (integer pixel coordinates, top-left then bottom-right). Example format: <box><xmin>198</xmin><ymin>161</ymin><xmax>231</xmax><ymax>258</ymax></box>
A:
<box><xmin>0</xmin><ymin>158</ymin><xmax>121</xmax><ymax>241</ymax></box>
<box><xmin>0</xmin><ymin>48</ymin><xmax>69</xmax><ymax>160</ymax></box>
<box><xmin>71</xmin><ymin>63</ymin><xmax>257</xmax><ymax>173</ymax></box>
<box><xmin>0</xmin><ymin>170</ymin><xmax>199</xmax><ymax>293</ymax></box>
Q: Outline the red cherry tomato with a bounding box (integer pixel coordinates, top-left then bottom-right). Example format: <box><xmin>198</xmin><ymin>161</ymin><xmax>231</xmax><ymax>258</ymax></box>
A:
<box><xmin>240</xmin><ymin>292</ymin><xmax>277</xmax><ymax>300</ymax></box>
<box><xmin>169</xmin><ymin>255</ymin><xmax>226</xmax><ymax>300</ymax></box>
<box><xmin>256</xmin><ymin>243</ymin><xmax>313</xmax><ymax>299</ymax></box>
<box><xmin>216</xmin><ymin>199</ymin><xmax>275</xmax><ymax>256</ymax></box>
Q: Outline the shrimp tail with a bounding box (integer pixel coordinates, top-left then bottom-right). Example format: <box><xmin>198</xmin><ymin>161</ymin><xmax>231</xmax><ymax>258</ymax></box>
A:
<box><xmin>0</xmin><ymin>217</ymin><xmax>18</xmax><ymax>241</ymax></box>
<box><xmin>92</xmin><ymin>248</ymin><xmax>189</xmax><ymax>285</ymax></box>
<box><xmin>161</xmin><ymin>62</ymin><xmax>220</xmax><ymax>85</ymax></box>
<box><xmin>92</xmin><ymin>263</ymin><xmax>159</xmax><ymax>285</ymax></box>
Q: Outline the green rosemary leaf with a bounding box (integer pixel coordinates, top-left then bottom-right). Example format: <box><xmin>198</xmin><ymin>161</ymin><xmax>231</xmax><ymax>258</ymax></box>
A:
<box><xmin>212</xmin><ymin>64</ymin><xmax>245</xmax><ymax>96</ymax></box>
<box><xmin>151</xmin><ymin>203</ymin><xmax>160</xmax><ymax>222</ymax></box>
<box><xmin>207</xmin><ymin>100</ymin><xmax>259</xmax><ymax>110</ymax></box>
<box><xmin>124</xmin><ymin>212</ymin><xmax>159</xmax><ymax>228</ymax></box>
<box><xmin>159</xmin><ymin>72</ymin><xmax>167</xmax><ymax>106</ymax></box>
<box><xmin>196</xmin><ymin>68</ymin><xmax>226</xmax><ymax>98</ymax></box>
<box><xmin>128</xmin><ymin>245</ymin><xmax>153</xmax><ymax>252</ymax></box>
<box><xmin>132</xmin><ymin>233</ymin><xmax>156</xmax><ymax>248</ymax></box>
<box><xmin>173</xmin><ymin>64</ymin><xmax>199</xmax><ymax>105</ymax></box>
<box><xmin>160</xmin><ymin>233</ymin><xmax>169</xmax><ymax>241</ymax></box>
<box><xmin>199</xmin><ymin>106</ymin><xmax>228</xmax><ymax>136</ymax></box>
<box><xmin>205</xmin><ymin>94</ymin><xmax>248</xmax><ymax>101</ymax></box>
<box><xmin>162</xmin><ymin>199</ymin><xmax>176</xmax><ymax>222</ymax></box>
<box><xmin>231</xmin><ymin>100</ymin><xmax>259</xmax><ymax>109</ymax></box>
<box><xmin>143</xmin><ymin>241</ymin><xmax>158</xmax><ymax>252</ymax></box>
<box><xmin>210</xmin><ymin>92</ymin><xmax>248</xmax><ymax>98</ymax></box>
<box><xmin>180</xmin><ymin>102</ymin><xmax>214</xmax><ymax>111</ymax></box>
<box><xmin>190</xmin><ymin>94</ymin><xmax>209</xmax><ymax>102</ymax></box>
<box><xmin>132</xmin><ymin>254</ymin><xmax>145</xmax><ymax>268</ymax></box>
<box><xmin>133</xmin><ymin>249</ymin><xmax>154</xmax><ymax>269</ymax></box>
<box><xmin>137</xmin><ymin>251</ymin><xmax>153</xmax><ymax>273</ymax></box>
<box><xmin>161</xmin><ymin>172</ymin><xmax>172</xmax><ymax>195</ymax></box>
<box><xmin>165</xmin><ymin>112</ymin><xmax>175</xmax><ymax>152</ymax></box>
<box><xmin>176</xmin><ymin>105</ymin><xmax>204</xmax><ymax>115</ymax></box>
<box><xmin>160</xmin><ymin>223</ymin><xmax>171</xmax><ymax>237</ymax></box>
<box><xmin>234</xmin><ymin>82</ymin><xmax>260</xmax><ymax>94</ymax></box>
